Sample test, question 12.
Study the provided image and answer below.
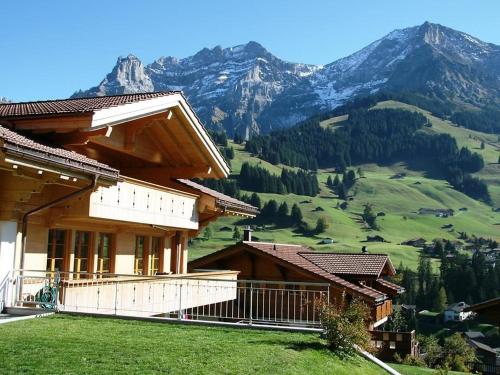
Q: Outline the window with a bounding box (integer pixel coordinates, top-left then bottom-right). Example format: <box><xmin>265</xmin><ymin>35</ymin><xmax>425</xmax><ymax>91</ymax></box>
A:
<box><xmin>135</xmin><ymin>236</ymin><xmax>146</xmax><ymax>275</ymax></box>
<box><xmin>47</xmin><ymin>229</ymin><xmax>67</xmax><ymax>273</ymax></box>
<box><xmin>97</xmin><ymin>233</ymin><xmax>112</xmax><ymax>274</ymax></box>
<box><xmin>396</xmin><ymin>334</ymin><xmax>403</xmax><ymax>342</ymax></box>
<box><xmin>73</xmin><ymin>231</ymin><xmax>91</xmax><ymax>279</ymax></box>
<box><xmin>376</xmin><ymin>340</ymin><xmax>383</xmax><ymax>349</ymax></box>
<box><xmin>150</xmin><ymin>237</ymin><xmax>162</xmax><ymax>275</ymax></box>
<box><xmin>389</xmin><ymin>341</ymin><xmax>396</xmax><ymax>349</ymax></box>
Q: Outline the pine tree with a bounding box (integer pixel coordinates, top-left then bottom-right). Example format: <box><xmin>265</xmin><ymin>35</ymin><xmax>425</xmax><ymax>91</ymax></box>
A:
<box><xmin>232</xmin><ymin>226</ymin><xmax>241</xmax><ymax>241</ymax></box>
<box><xmin>315</xmin><ymin>217</ymin><xmax>329</xmax><ymax>234</ymax></box>
<box><xmin>338</xmin><ymin>184</ymin><xmax>347</xmax><ymax>200</ymax></box>
<box><xmin>333</xmin><ymin>174</ymin><xmax>340</xmax><ymax>187</ymax></box>
<box><xmin>362</xmin><ymin>204</ymin><xmax>378</xmax><ymax>230</ymax></box>
<box><xmin>434</xmin><ymin>286</ymin><xmax>447</xmax><ymax>312</ymax></box>
<box><xmin>434</xmin><ymin>240</ymin><xmax>444</xmax><ymax>257</ymax></box>
<box><xmin>262</xmin><ymin>200</ymin><xmax>278</xmax><ymax>217</ymax></box>
<box><xmin>278</xmin><ymin>201</ymin><xmax>289</xmax><ymax>217</ymax></box>
<box><xmin>326</xmin><ymin>175</ymin><xmax>333</xmax><ymax>188</ymax></box>
<box><xmin>417</xmin><ymin>254</ymin><xmax>432</xmax><ymax>308</ymax></box>
<box><xmin>291</xmin><ymin>203</ymin><xmax>303</xmax><ymax>225</ymax></box>
<box><xmin>390</xmin><ymin>307</ymin><xmax>407</xmax><ymax>332</ymax></box>
<box><xmin>250</xmin><ymin>193</ymin><xmax>261</xmax><ymax>209</ymax></box>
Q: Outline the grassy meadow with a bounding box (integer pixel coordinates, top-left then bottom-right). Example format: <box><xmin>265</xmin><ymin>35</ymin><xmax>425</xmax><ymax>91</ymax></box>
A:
<box><xmin>190</xmin><ymin>104</ymin><xmax>500</xmax><ymax>272</ymax></box>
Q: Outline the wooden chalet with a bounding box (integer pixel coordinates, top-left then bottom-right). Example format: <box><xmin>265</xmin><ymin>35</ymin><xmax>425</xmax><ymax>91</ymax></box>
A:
<box><xmin>465</xmin><ymin>297</ymin><xmax>500</xmax><ymax>327</ymax></box>
<box><xmin>0</xmin><ymin>92</ymin><xmax>257</xmax><ymax>286</ymax></box>
<box><xmin>189</xmin><ymin>233</ymin><xmax>404</xmax><ymax>328</ymax></box>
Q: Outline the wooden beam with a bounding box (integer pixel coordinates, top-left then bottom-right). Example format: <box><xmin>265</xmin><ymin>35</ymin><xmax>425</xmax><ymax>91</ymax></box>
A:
<box><xmin>51</xmin><ymin>126</ymin><xmax>113</xmax><ymax>146</ymax></box>
<box><xmin>88</xmin><ymin>126</ymin><xmax>164</xmax><ymax>165</ymax></box>
<box><xmin>9</xmin><ymin>114</ymin><xmax>93</xmax><ymax>131</ymax></box>
<box><xmin>121</xmin><ymin>165</ymin><xmax>212</xmax><ymax>179</ymax></box>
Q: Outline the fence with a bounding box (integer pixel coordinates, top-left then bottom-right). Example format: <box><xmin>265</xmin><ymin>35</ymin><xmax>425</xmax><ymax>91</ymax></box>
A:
<box><xmin>466</xmin><ymin>362</ymin><xmax>500</xmax><ymax>375</ymax></box>
<box><xmin>5</xmin><ymin>270</ymin><xmax>329</xmax><ymax>329</ymax></box>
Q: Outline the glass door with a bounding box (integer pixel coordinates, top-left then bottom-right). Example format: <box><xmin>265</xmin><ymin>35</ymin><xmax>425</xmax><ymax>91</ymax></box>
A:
<box><xmin>47</xmin><ymin>229</ymin><xmax>66</xmax><ymax>274</ymax></box>
<box><xmin>134</xmin><ymin>236</ymin><xmax>145</xmax><ymax>275</ymax></box>
<box><xmin>73</xmin><ymin>231</ymin><xmax>91</xmax><ymax>279</ymax></box>
<box><xmin>97</xmin><ymin>233</ymin><xmax>112</xmax><ymax>275</ymax></box>
<box><xmin>150</xmin><ymin>237</ymin><xmax>162</xmax><ymax>275</ymax></box>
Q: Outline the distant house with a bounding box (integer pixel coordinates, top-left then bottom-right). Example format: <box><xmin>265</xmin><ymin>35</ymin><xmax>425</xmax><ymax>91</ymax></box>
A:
<box><xmin>189</xmin><ymin>232</ymin><xmax>404</xmax><ymax>329</ymax></box>
<box><xmin>464</xmin><ymin>333</ymin><xmax>500</xmax><ymax>367</ymax></box>
<box><xmin>418</xmin><ymin>208</ymin><xmax>454</xmax><ymax>217</ymax></box>
<box><xmin>465</xmin><ymin>297</ymin><xmax>500</xmax><ymax>327</ymax></box>
<box><xmin>366</xmin><ymin>235</ymin><xmax>387</xmax><ymax>242</ymax></box>
<box><xmin>318</xmin><ymin>238</ymin><xmax>335</xmax><ymax>244</ymax></box>
<box><xmin>444</xmin><ymin>302</ymin><xmax>474</xmax><ymax>322</ymax></box>
<box><xmin>401</xmin><ymin>238</ymin><xmax>426</xmax><ymax>248</ymax></box>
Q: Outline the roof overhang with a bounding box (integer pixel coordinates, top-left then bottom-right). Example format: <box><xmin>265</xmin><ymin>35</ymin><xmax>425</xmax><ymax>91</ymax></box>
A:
<box><xmin>89</xmin><ymin>94</ymin><xmax>229</xmax><ymax>178</ymax></box>
<box><xmin>2</xmin><ymin>93</ymin><xmax>230</xmax><ymax>180</ymax></box>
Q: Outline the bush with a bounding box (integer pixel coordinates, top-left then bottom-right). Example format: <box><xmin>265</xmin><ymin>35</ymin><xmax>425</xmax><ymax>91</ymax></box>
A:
<box><xmin>419</xmin><ymin>333</ymin><xmax>476</xmax><ymax>372</ymax></box>
<box><xmin>316</xmin><ymin>294</ymin><xmax>371</xmax><ymax>357</ymax></box>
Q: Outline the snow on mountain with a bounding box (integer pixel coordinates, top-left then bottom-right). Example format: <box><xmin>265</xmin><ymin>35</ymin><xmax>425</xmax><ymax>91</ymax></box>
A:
<box><xmin>73</xmin><ymin>22</ymin><xmax>500</xmax><ymax>136</ymax></box>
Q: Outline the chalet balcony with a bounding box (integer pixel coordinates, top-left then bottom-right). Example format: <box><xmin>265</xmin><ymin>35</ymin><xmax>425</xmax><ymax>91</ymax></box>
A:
<box><xmin>3</xmin><ymin>270</ymin><xmax>329</xmax><ymax>328</ymax></box>
<box><xmin>6</xmin><ymin>270</ymin><xmax>239</xmax><ymax>317</ymax></box>
<box><xmin>78</xmin><ymin>177</ymin><xmax>199</xmax><ymax>230</ymax></box>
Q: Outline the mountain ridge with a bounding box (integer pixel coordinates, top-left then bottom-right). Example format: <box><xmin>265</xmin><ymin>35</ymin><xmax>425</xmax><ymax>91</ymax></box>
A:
<box><xmin>72</xmin><ymin>22</ymin><xmax>500</xmax><ymax>136</ymax></box>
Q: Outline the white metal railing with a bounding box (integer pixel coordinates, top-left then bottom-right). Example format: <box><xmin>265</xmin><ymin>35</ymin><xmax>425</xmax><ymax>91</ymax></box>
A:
<box><xmin>0</xmin><ymin>271</ymin><xmax>12</xmax><ymax>312</ymax></box>
<box><xmin>9</xmin><ymin>270</ymin><xmax>330</xmax><ymax>329</ymax></box>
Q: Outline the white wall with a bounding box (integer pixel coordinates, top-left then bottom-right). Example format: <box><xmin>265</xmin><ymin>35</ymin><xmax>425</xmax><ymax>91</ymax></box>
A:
<box><xmin>0</xmin><ymin>221</ymin><xmax>17</xmax><ymax>279</ymax></box>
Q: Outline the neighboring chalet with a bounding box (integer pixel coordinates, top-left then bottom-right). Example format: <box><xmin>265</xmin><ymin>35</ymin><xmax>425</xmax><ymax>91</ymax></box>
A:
<box><xmin>465</xmin><ymin>297</ymin><xmax>500</xmax><ymax>327</ymax></box>
<box><xmin>0</xmin><ymin>93</ymin><xmax>257</xmax><ymax>314</ymax></box>
<box><xmin>189</xmin><ymin>232</ymin><xmax>404</xmax><ymax>329</ymax></box>
<box><xmin>444</xmin><ymin>302</ymin><xmax>474</xmax><ymax>322</ymax></box>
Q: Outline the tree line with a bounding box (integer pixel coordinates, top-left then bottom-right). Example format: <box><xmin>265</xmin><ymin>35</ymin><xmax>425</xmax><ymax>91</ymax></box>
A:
<box><xmin>398</xmin><ymin>246</ymin><xmax>500</xmax><ymax>311</ymax></box>
<box><xmin>194</xmin><ymin>163</ymin><xmax>319</xmax><ymax>204</ymax></box>
<box><xmin>239</xmin><ymin>162</ymin><xmax>319</xmax><ymax>196</ymax></box>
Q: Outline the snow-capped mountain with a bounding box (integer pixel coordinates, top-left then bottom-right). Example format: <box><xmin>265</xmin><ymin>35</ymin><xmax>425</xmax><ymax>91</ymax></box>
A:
<box><xmin>73</xmin><ymin>22</ymin><xmax>500</xmax><ymax>135</ymax></box>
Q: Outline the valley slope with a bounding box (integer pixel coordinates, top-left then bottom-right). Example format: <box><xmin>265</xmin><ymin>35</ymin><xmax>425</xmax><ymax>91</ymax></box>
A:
<box><xmin>190</xmin><ymin>101</ymin><xmax>500</xmax><ymax>271</ymax></box>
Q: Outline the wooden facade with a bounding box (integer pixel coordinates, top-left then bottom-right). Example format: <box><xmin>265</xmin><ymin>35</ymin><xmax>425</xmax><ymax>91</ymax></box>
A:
<box><xmin>189</xmin><ymin>240</ymin><xmax>404</xmax><ymax>328</ymax></box>
<box><xmin>0</xmin><ymin>93</ymin><xmax>257</xmax><ymax>285</ymax></box>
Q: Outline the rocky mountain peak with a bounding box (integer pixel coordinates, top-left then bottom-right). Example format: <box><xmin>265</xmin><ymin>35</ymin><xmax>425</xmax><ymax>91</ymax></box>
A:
<box><xmin>72</xmin><ymin>23</ymin><xmax>500</xmax><ymax>135</ymax></box>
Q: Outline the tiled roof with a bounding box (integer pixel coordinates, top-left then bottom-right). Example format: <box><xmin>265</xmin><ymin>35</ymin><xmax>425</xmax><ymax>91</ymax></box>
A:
<box><xmin>300</xmin><ymin>252</ymin><xmax>393</xmax><ymax>277</ymax></box>
<box><xmin>240</xmin><ymin>242</ymin><xmax>387</xmax><ymax>302</ymax></box>
<box><xmin>374</xmin><ymin>278</ymin><xmax>405</xmax><ymax>294</ymax></box>
<box><xmin>0</xmin><ymin>125</ymin><xmax>119</xmax><ymax>179</ymax></box>
<box><xmin>0</xmin><ymin>92</ymin><xmax>179</xmax><ymax>118</ymax></box>
<box><xmin>176</xmin><ymin>179</ymin><xmax>259</xmax><ymax>216</ymax></box>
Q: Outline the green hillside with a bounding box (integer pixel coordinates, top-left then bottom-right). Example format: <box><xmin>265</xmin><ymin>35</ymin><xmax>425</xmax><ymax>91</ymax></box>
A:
<box><xmin>190</xmin><ymin>103</ymin><xmax>500</xmax><ymax>271</ymax></box>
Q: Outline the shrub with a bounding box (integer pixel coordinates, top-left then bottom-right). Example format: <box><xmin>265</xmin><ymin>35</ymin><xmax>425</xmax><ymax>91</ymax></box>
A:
<box><xmin>316</xmin><ymin>294</ymin><xmax>371</xmax><ymax>357</ymax></box>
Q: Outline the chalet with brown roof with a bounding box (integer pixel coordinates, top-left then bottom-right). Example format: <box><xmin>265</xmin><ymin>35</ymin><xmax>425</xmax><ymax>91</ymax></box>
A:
<box><xmin>0</xmin><ymin>93</ymin><xmax>257</xmax><ymax>314</ymax></box>
<box><xmin>189</xmin><ymin>234</ymin><xmax>404</xmax><ymax>328</ymax></box>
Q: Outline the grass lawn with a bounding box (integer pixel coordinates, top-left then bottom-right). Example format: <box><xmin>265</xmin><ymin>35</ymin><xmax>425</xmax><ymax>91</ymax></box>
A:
<box><xmin>0</xmin><ymin>315</ymin><xmax>386</xmax><ymax>375</ymax></box>
<box><xmin>390</xmin><ymin>363</ymin><xmax>467</xmax><ymax>374</ymax></box>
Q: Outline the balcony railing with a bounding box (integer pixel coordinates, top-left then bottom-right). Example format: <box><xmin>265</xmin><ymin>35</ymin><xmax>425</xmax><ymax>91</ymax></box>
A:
<box><xmin>5</xmin><ymin>270</ymin><xmax>329</xmax><ymax>330</ymax></box>
<box><xmin>87</xmin><ymin>178</ymin><xmax>199</xmax><ymax>229</ymax></box>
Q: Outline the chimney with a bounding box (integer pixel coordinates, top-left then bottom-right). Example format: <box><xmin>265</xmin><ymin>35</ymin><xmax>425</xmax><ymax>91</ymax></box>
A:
<box><xmin>243</xmin><ymin>226</ymin><xmax>252</xmax><ymax>242</ymax></box>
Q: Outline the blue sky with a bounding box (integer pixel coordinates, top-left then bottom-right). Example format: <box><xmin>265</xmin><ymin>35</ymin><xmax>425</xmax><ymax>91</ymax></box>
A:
<box><xmin>1</xmin><ymin>0</ymin><xmax>499</xmax><ymax>101</ymax></box>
